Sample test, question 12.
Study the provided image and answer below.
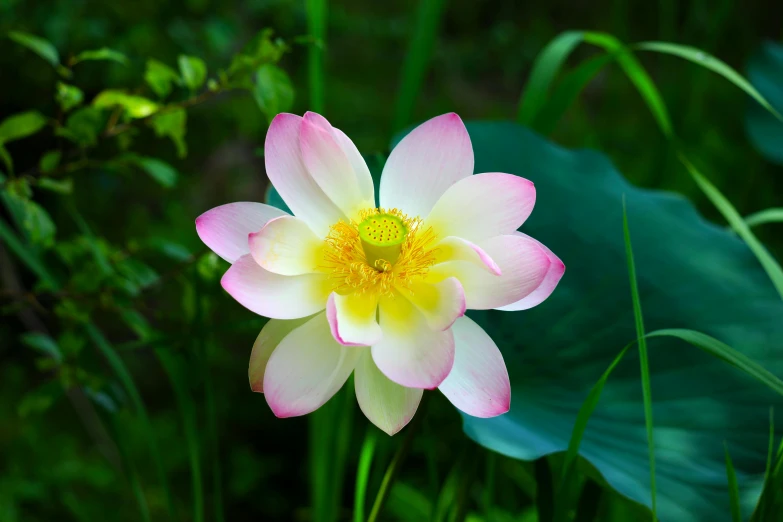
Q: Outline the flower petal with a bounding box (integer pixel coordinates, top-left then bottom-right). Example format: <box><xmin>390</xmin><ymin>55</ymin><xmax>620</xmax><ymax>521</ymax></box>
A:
<box><xmin>397</xmin><ymin>277</ymin><xmax>466</xmax><ymax>331</ymax></box>
<box><xmin>300</xmin><ymin>114</ymin><xmax>373</xmax><ymax>218</ymax></box>
<box><xmin>425</xmin><ymin>173</ymin><xmax>536</xmax><ymax>243</ymax></box>
<box><xmin>432</xmin><ymin>236</ymin><xmax>501</xmax><ymax>275</ymax></box>
<box><xmin>371</xmin><ymin>293</ymin><xmax>455</xmax><ymax>389</ymax></box>
<box><xmin>265</xmin><ymin>113</ymin><xmax>344</xmax><ymax>237</ymax></box>
<box><xmin>196</xmin><ymin>202</ymin><xmax>287</xmax><ymax>263</ymax></box>
<box><xmin>326</xmin><ymin>292</ymin><xmax>382</xmax><ymax>346</ymax></box>
<box><xmin>438</xmin><ymin>316</ymin><xmax>510</xmax><ymax>418</ymax></box>
<box><xmin>264</xmin><ymin>312</ymin><xmax>363</xmax><ymax>418</ymax></box>
<box><xmin>496</xmin><ymin>232</ymin><xmax>565</xmax><ymax>311</ymax></box>
<box><xmin>380</xmin><ymin>113</ymin><xmax>473</xmax><ymax>217</ymax></box>
<box><xmin>249</xmin><ymin>317</ymin><xmax>310</xmax><ymax>393</ymax></box>
<box><xmin>221</xmin><ymin>254</ymin><xmax>329</xmax><ymax>319</ymax></box>
<box><xmin>249</xmin><ymin>215</ymin><xmax>324</xmax><ymax>276</ymax></box>
<box><xmin>331</xmin><ymin>127</ymin><xmax>375</xmax><ymax>205</ymax></box>
<box><xmin>428</xmin><ymin>234</ymin><xmax>550</xmax><ymax>309</ymax></box>
<box><xmin>354</xmin><ymin>350</ymin><xmax>423</xmax><ymax>435</ymax></box>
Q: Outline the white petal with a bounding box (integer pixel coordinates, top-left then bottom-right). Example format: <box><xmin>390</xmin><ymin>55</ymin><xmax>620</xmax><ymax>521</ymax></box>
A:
<box><xmin>248</xmin><ymin>215</ymin><xmax>324</xmax><ymax>276</ymax></box>
<box><xmin>249</xmin><ymin>317</ymin><xmax>310</xmax><ymax>393</ymax></box>
<box><xmin>326</xmin><ymin>292</ymin><xmax>382</xmax><ymax>346</ymax></box>
<box><xmin>432</xmin><ymin>236</ymin><xmax>501</xmax><ymax>275</ymax></box>
<box><xmin>397</xmin><ymin>277</ymin><xmax>466</xmax><ymax>331</ymax></box>
<box><xmin>300</xmin><ymin>113</ymin><xmax>372</xmax><ymax>218</ymax></box>
<box><xmin>438</xmin><ymin>316</ymin><xmax>510</xmax><ymax>418</ymax></box>
<box><xmin>332</xmin><ymin>127</ymin><xmax>375</xmax><ymax>206</ymax></box>
<box><xmin>221</xmin><ymin>254</ymin><xmax>329</xmax><ymax>319</ymax></box>
<box><xmin>196</xmin><ymin>202</ymin><xmax>287</xmax><ymax>263</ymax></box>
<box><xmin>264</xmin><ymin>312</ymin><xmax>363</xmax><ymax>417</ymax></box>
<box><xmin>264</xmin><ymin>113</ymin><xmax>344</xmax><ymax>237</ymax></box>
<box><xmin>428</xmin><ymin>234</ymin><xmax>550</xmax><ymax>310</ymax></box>
<box><xmin>354</xmin><ymin>350</ymin><xmax>422</xmax><ymax>435</ymax></box>
<box><xmin>380</xmin><ymin>113</ymin><xmax>473</xmax><ymax>217</ymax></box>
<box><xmin>371</xmin><ymin>293</ymin><xmax>455</xmax><ymax>389</ymax></box>
<box><xmin>425</xmin><ymin>173</ymin><xmax>536</xmax><ymax>242</ymax></box>
<box><xmin>496</xmin><ymin>232</ymin><xmax>565</xmax><ymax>311</ymax></box>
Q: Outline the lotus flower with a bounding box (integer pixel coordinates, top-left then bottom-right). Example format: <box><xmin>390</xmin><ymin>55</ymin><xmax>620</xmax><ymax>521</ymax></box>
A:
<box><xmin>195</xmin><ymin>112</ymin><xmax>564</xmax><ymax>435</ymax></box>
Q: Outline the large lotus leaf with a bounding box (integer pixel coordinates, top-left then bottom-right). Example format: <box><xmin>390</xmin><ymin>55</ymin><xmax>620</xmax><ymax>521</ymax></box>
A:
<box><xmin>442</xmin><ymin>122</ymin><xmax>783</xmax><ymax>522</ymax></box>
<box><xmin>745</xmin><ymin>41</ymin><xmax>783</xmax><ymax>165</ymax></box>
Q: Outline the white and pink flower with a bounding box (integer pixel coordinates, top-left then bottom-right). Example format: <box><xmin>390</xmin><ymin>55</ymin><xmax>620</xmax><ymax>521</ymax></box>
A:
<box><xmin>196</xmin><ymin>112</ymin><xmax>564</xmax><ymax>435</ymax></box>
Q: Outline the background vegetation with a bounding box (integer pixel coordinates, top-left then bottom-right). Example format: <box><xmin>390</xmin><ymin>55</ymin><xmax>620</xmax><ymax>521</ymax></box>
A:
<box><xmin>2</xmin><ymin>1</ymin><xmax>783</xmax><ymax>521</ymax></box>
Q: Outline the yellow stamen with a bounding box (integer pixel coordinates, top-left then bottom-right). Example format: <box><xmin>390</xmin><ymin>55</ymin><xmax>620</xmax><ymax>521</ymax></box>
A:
<box><xmin>321</xmin><ymin>208</ymin><xmax>438</xmax><ymax>297</ymax></box>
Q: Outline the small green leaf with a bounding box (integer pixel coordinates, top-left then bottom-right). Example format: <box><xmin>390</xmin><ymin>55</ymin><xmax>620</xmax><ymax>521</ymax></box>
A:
<box><xmin>116</xmin><ymin>257</ymin><xmax>159</xmax><ymax>289</ymax></box>
<box><xmin>39</xmin><ymin>150</ymin><xmax>61</xmax><ymax>173</ymax></box>
<box><xmin>122</xmin><ymin>154</ymin><xmax>178</xmax><ymax>188</ymax></box>
<box><xmin>145</xmin><ymin>59</ymin><xmax>182</xmax><ymax>98</ymax></box>
<box><xmin>197</xmin><ymin>251</ymin><xmax>223</xmax><ymax>281</ymax></box>
<box><xmin>149</xmin><ymin>108</ymin><xmax>187</xmax><ymax>158</ymax></box>
<box><xmin>73</xmin><ymin>47</ymin><xmax>128</xmax><ymax>66</ymax></box>
<box><xmin>18</xmin><ymin>382</ymin><xmax>62</xmax><ymax>417</ymax></box>
<box><xmin>58</xmin><ymin>106</ymin><xmax>105</xmax><ymax>147</ymax></box>
<box><xmin>0</xmin><ymin>144</ymin><xmax>13</xmax><ymax>174</ymax></box>
<box><xmin>253</xmin><ymin>63</ymin><xmax>294</xmax><ymax>122</ymax></box>
<box><xmin>37</xmin><ymin>177</ymin><xmax>73</xmax><ymax>194</ymax></box>
<box><xmin>93</xmin><ymin>90</ymin><xmax>159</xmax><ymax>118</ymax></box>
<box><xmin>178</xmin><ymin>55</ymin><xmax>207</xmax><ymax>91</ymax></box>
<box><xmin>0</xmin><ymin>111</ymin><xmax>48</xmax><ymax>143</ymax></box>
<box><xmin>20</xmin><ymin>332</ymin><xmax>62</xmax><ymax>361</ymax></box>
<box><xmin>8</xmin><ymin>31</ymin><xmax>60</xmax><ymax>67</ymax></box>
<box><xmin>56</xmin><ymin>82</ymin><xmax>84</xmax><ymax>112</ymax></box>
<box><xmin>2</xmin><ymin>188</ymin><xmax>57</xmax><ymax>247</ymax></box>
<box><xmin>120</xmin><ymin>308</ymin><xmax>153</xmax><ymax>340</ymax></box>
<box><xmin>724</xmin><ymin>443</ymin><xmax>743</xmax><ymax>522</ymax></box>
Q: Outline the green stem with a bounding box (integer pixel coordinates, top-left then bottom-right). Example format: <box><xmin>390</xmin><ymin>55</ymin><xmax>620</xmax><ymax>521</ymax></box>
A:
<box><xmin>353</xmin><ymin>427</ymin><xmax>379</xmax><ymax>522</ymax></box>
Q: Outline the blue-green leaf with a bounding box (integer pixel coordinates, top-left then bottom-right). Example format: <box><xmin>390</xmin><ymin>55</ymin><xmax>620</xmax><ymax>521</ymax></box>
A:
<box><xmin>391</xmin><ymin>121</ymin><xmax>783</xmax><ymax>522</ymax></box>
<box><xmin>744</xmin><ymin>41</ymin><xmax>783</xmax><ymax>166</ymax></box>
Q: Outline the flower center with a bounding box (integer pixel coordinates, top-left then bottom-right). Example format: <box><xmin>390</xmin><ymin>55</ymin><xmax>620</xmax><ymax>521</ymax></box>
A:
<box><xmin>322</xmin><ymin>208</ymin><xmax>438</xmax><ymax>296</ymax></box>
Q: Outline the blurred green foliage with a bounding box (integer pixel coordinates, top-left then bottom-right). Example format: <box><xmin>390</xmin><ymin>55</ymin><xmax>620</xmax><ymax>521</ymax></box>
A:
<box><xmin>1</xmin><ymin>1</ymin><xmax>783</xmax><ymax>521</ymax></box>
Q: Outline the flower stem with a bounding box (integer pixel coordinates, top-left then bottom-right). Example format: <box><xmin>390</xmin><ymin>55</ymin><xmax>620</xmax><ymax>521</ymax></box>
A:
<box><xmin>366</xmin><ymin>392</ymin><xmax>429</xmax><ymax>522</ymax></box>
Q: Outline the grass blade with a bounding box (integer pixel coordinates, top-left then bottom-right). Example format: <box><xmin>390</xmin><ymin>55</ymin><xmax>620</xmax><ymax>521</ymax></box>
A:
<box><xmin>724</xmin><ymin>442</ymin><xmax>743</xmax><ymax>522</ymax></box>
<box><xmin>744</xmin><ymin>208</ymin><xmax>783</xmax><ymax>229</ymax></box>
<box><xmin>354</xmin><ymin>428</ymin><xmax>379</xmax><ymax>522</ymax></box>
<box><xmin>583</xmin><ymin>32</ymin><xmax>673</xmax><ymax>137</ymax></box>
<box><xmin>305</xmin><ymin>0</ymin><xmax>327</xmax><ymax>112</ymax></box>
<box><xmin>634</xmin><ymin>42</ymin><xmax>783</xmax><ymax>120</ymax></box>
<box><xmin>156</xmin><ymin>348</ymin><xmax>204</xmax><ymax>522</ymax></box>
<box><xmin>646</xmin><ymin>329</ymin><xmax>783</xmax><ymax>396</ymax></box>
<box><xmin>622</xmin><ymin>198</ymin><xmax>657</xmax><ymax>520</ymax></box>
<box><xmin>679</xmin><ymin>155</ymin><xmax>783</xmax><ymax>300</ymax></box>
<box><xmin>85</xmin><ymin>323</ymin><xmax>175</xmax><ymax>520</ymax></box>
<box><xmin>517</xmin><ymin>31</ymin><xmax>584</xmax><ymax>125</ymax></box>
<box><xmin>111</xmin><ymin>417</ymin><xmax>152</xmax><ymax>522</ymax></box>
<box><xmin>392</xmin><ymin>0</ymin><xmax>446</xmax><ymax>133</ymax></box>
<box><xmin>535</xmin><ymin>53</ymin><xmax>615</xmax><ymax>135</ymax></box>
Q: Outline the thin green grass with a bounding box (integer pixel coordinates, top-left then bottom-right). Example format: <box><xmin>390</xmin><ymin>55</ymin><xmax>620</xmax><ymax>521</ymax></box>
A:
<box><xmin>391</xmin><ymin>0</ymin><xmax>446</xmax><ymax>133</ymax></box>
<box><xmin>724</xmin><ymin>442</ymin><xmax>743</xmax><ymax>522</ymax></box>
<box><xmin>305</xmin><ymin>0</ymin><xmax>327</xmax><ymax>112</ymax></box>
<box><xmin>156</xmin><ymin>348</ymin><xmax>204</xmax><ymax>522</ymax></box>
<box><xmin>744</xmin><ymin>208</ymin><xmax>783</xmax><ymax>229</ymax></box>
<box><xmin>622</xmin><ymin>198</ymin><xmax>657</xmax><ymax>521</ymax></box>
<box><xmin>354</xmin><ymin>428</ymin><xmax>378</xmax><ymax>522</ymax></box>
<box><xmin>111</xmin><ymin>417</ymin><xmax>153</xmax><ymax>522</ymax></box>
<box><xmin>517</xmin><ymin>31</ymin><xmax>584</xmax><ymax>125</ymax></box>
<box><xmin>633</xmin><ymin>42</ymin><xmax>783</xmax><ymax>121</ymax></box>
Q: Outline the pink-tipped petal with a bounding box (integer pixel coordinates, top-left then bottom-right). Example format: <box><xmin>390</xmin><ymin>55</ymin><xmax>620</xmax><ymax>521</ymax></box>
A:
<box><xmin>438</xmin><ymin>316</ymin><xmax>510</xmax><ymax>418</ymax></box>
<box><xmin>248</xmin><ymin>215</ymin><xmax>324</xmax><ymax>276</ymax></box>
<box><xmin>263</xmin><ymin>312</ymin><xmax>363</xmax><ymax>418</ymax></box>
<box><xmin>371</xmin><ymin>293</ymin><xmax>455</xmax><ymax>389</ymax></box>
<box><xmin>496</xmin><ymin>232</ymin><xmax>565</xmax><ymax>311</ymax></box>
<box><xmin>221</xmin><ymin>254</ymin><xmax>329</xmax><ymax>319</ymax></box>
<box><xmin>195</xmin><ymin>202</ymin><xmax>287</xmax><ymax>263</ymax></box>
<box><xmin>326</xmin><ymin>292</ymin><xmax>383</xmax><ymax>346</ymax></box>
<box><xmin>300</xmin><ymin>115</ymin><xmax>372</xmax><ymax>218</ymax></box>
<box><xmin>265</xmin><ymin>113</ymin><xmax>344</xmax><ymax>237</ymax></box>
<box><xmin>380</xmin><ymin>113</ymin><xmax>473</xmax><ymax>217</ymax></box>
<box><xmin>397</xmin><ymin>277</ymin><xmax>466</xmax><ymax>331</ymax></box>
<box><xmin>425</xmin><ymin>173</ymin><xmax>536</xmax><ymax>243</ymax></box>
<box><xmin>354</xmin><ymin>350</ymin><xmax>423</xmax><ymax>435</ymax></box>
<box><xmin>428</xmin><ymin>234</ymin><xmax>551</xmax><ymax>310</ymax></box>
<box><xmin>249</xmin><ymin>317</ymin><xmax>310</xmax><ymax>393</ymax></box>
<box><xmin>433</xmin><ymin>236</ymin><xmax>502</xmax><ymax>275</ymax></box>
